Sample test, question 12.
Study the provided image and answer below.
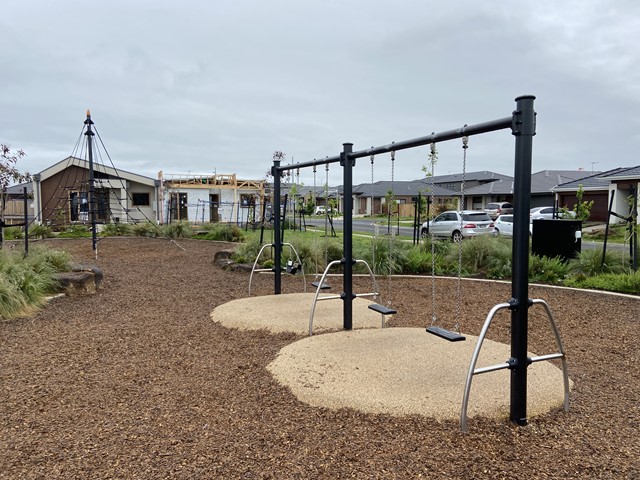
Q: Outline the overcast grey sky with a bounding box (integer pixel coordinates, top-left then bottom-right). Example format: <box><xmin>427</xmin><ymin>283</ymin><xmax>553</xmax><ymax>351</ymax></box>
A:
<box><xmin>2</xmin><ymin>0</ymin><xmax>639</xmax><ymax>186</ymax></box>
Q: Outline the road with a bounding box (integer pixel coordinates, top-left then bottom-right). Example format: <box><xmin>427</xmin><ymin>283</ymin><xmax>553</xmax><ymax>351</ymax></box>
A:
<box><xmin>303</xmin><ymin>216</ymin><xmax>630</xmax><ymax>252</ymax></box>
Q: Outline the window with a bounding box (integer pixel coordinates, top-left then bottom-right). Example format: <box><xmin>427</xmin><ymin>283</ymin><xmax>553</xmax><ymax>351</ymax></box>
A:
<box><xmin>132</xmin><ymin>193</ymin><xmax>150</xmax><ymax>206</ymax></box>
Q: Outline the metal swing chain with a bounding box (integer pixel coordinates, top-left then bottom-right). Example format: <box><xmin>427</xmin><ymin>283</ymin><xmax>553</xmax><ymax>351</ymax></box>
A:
<box><xmin>387</xmin><ymin>149</ymin><xmax>396</xmax><ymax>307</ymax></box>
<box><xmin>455</xmin><ymin>133</ymin><xmax>469</xmax><ymax>333</ymax></box>
<box><xmin>429</xmin><ymin>141</ymin><xmax>438</xmax><ymax>326</ymax></box>
<box><xmin>324</xmin><ymin>163</ymin><xmax>330</xmax><ymax>264</ymax></box>
<box><xmin>313</xmin><ymin>164</ymin><xmax>321</xmax><ymax>280</ymax></box>
<box><xmin>370</xmin><ymin>152</ymin><xmax>377</xmax><ymax>276</ymax></box>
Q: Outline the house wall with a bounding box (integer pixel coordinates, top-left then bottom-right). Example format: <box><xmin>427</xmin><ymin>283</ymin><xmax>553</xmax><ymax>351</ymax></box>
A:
<box><xmin>40</xmin><ymin>165</ymin><xmax>88</xmax><ymax>226</ymax></box>
<box><xmin>38</xmin><ymin>166</ymin><xmax>158</xmax><ymax>226</ymax></box>
<box><xmin>163</xmin><ymin>187</ymin><xmax>262</xmax><ymax>223</ymax></box>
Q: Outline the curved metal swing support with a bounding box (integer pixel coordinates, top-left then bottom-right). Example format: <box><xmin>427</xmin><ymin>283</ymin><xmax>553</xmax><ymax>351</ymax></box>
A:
<box><xmin>460</xmin><ymin>299</ymin><xmax>570</xmax><ymax>432</ymax></box>
<box><xmin>308</xmin><ymin>258</ymin><xmax>383</xmax><ymax>336</ymax></box>
<box><xmin>248</xmin><ymin>242</ymin><xmax>306</xmax><ymax>296</ymax></box>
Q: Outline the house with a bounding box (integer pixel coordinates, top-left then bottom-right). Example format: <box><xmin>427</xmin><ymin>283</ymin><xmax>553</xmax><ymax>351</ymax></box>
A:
<box><xmin>2</xmin><ymin>182</ymin><xmax>35</xmax><ymax>226</ymax></box>
<box><xmin>599</xmin><ymin>166</ymin><xmax>640</xmax><ymax>225</ymax></box>
<box><xmin>553</xmin><ymin>166</ymin><xmax>639</xmax><ymax>224</ymax></box>
<box><xmin>552</xmin><ymin>167</ymin><xmax>634</xmax><ymax>223</ymax></box>
<box><xmin>353</xmin><ymin>180</ymin><xmax>455</xmax><ymax>216</ymax></box>
<box><xmin>33</xmin><ymin>156</ymin><xmax>160</xmax><ymax>227</ymax></box>
<box><xmin>457</xmin><ymin>170</ymin><xmax>596</xmax><ymax>211</ymax></box>
<box><xmin>159</xmin><ymin>172</ymin><xmax>265</xmax><ymax>224</ymax></box>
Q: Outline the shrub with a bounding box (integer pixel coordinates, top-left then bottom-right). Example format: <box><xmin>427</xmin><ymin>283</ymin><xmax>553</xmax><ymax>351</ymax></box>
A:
<box><xmin>568</xmin><ymin>248</ymin><xmax>627</xmax><ymax>276</ymax></box>
<box><xmin>58</xmin><ymin>224</ymin><xmax>90</xmax><ymax>238</ymax></box>
<box><xmin>0</xmin><ymin>246</ymin><xmax>69</xmax><ymax>319</ymax></box>
<box><xmin>3</xmin><ymin>226</ymin><xmax>24</xmax><ymax>239</ymax></box>
<box><xmin>453</xmin><ymin>236</ymin><xmax>496</xmax><ymax>276</ymax></box>
<box><xmin>101</xmin><ymin>222</ymin><xmax>133</xmax><ymax>237</ymax></box>
<box><xmin>231</xmin><ymin>236</ymin><xmax>263</xmax><ymax>264</ymax></box>
<box><xmin>564</xmin><ymin>271</ymin><xmax>640</xmax><ymax>294</ymax></box>
<box><xmin>162</xmin><ymin>221</ymin><xmax>193</xmax><ymax>239</ymax></box>
<box><xmin>29</xmin><ymin>224</ymin><xmax>53</xmax><ymax>240</ymax></box>
<box><xmin>359</xmin><ymin>236</ymin><xmax>408</xmax><ymax>276</ymax></box>
<box><xmin>132</xmin><ymin>222</ymin><xmax>159</xmax><ymax>237</ymax></box>
<box><xmin>528</xmin><ymin>254</ymin><xmax>569</xmax><ymax>284</ymax></box>
<box><xmin>201</xmin><ymin>224</ymin><xmax>245</xmax><ymax>243</ymax></box>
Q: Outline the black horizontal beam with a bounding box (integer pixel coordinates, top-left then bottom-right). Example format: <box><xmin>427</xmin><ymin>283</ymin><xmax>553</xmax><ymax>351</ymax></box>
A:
<box><xmin>275</xmin><ymin>116</ymin><xmax>513</xmax><ymax>173</ymax></box>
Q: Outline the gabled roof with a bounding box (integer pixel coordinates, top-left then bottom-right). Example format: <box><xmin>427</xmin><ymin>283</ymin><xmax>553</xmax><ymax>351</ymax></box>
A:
<box><xmin>354</xmin><ymin>180</ymin><xmax>454</xmax><ymax>198</ymax></box>
<box><xmin>552</xmin><ymin>167</ymin><xmax>630</xmax><ymax>192</ymax></box>
<box><xmin>531</xmin><ymin>170</ymin><xmax>598</xmax><ymax>193</ymax></box>
<box><xmin>459</xmin><ymin>178</ymin><xmax>514</xmax><ymax>196</ymax></box>
<box><xmin>413</xmin><ymin>170</ymin><xmax>512</xmax><ymax>184</ymax></box>
<box><xmin>597</xmin><ymin>165</ymin><xmax>640</xmax><ymax>180</ymax></box>
<box><xmin>38</xmin><ymin>156</ymin><xmax>156</xmax><ymax>186</ymax></box>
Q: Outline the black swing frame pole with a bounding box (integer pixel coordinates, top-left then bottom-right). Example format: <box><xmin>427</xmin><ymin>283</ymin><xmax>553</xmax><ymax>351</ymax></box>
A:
<box><xmin>272</xmin><ymin>159</ymin><xmax>282</xmax><ymax>294</ymax></box>
<box><xmin>510</xmin><ymin>95</ymin><xmax>536</xmax><ymax>426</ymax></box>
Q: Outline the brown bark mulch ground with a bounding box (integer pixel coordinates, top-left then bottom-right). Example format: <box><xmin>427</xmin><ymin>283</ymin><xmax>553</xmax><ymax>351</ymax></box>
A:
<box><xmin>1</xmin><ymin>237</ymin><xmax>639</xmax><ymax>479</ymax></box>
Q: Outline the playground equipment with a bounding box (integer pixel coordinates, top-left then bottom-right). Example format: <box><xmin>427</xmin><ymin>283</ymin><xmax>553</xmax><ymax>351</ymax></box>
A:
<box><xmin>425</xmin><ymin>137</ymin><xmax>467</xmax><ymax>342</ymax></box>
<box><xmin>268</xmin><ymin>95</ymin><xmax>569</xmax><ymax>430</ymax></box>
<box><xmin>248</xmin><ymin>242</ymin><xmax>306</xmax><ymax>296</ymax></box>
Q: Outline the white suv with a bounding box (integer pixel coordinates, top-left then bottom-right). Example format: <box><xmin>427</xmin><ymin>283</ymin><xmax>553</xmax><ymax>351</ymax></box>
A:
<box><xmin>421</xmin><ymin>210</ymin><xmax>496</xmax><ymax>242</ymax></box>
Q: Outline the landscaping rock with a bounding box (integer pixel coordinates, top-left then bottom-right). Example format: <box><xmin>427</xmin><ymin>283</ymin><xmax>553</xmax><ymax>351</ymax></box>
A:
<box><xmin>53</xmin><ymin>271</ymin><xmax>97</xmax><ymax>295</ymax></box>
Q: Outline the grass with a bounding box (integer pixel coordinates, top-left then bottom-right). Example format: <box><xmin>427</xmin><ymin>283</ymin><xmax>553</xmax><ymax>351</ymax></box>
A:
<box><xmin>0</xmin><ymin>246</ymin><xmax>71</xmax><ymax>320</ymax></box>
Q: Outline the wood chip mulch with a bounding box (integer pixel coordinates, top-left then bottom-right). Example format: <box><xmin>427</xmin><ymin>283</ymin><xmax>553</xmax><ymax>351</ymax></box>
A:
<box><xmin>1</xmin><ymin>237</ymin><xmax>638</xmax><ymax>479</ymax></box>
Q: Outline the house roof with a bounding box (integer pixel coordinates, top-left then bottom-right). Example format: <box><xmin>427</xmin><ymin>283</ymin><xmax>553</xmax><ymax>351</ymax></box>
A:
<box><xmin>354</xmin><ymin>180</ymin><xmax>454</xmax><ymax>198</ymax></box>
<box><xmin>414</xmin><ymin>170</ymin><xmax>512</xmax><ymax>184</ymax></box>
<box><xmin>459</xmin><ymin>178</ymin><xmax>514</xmax><ymax>196</ymax></box>
<box><xmin>597</xmin><ymin>165</ymin><xmax>640</xmax><ymax>181</ymax></box>
<box><xmin>552</xmin><ymin>167</ymin><xmax>630</xmax><ymax>192</ymax></box>
<box><xmin>5</xmin><ymin>182</ymin><xmax>33</xmax><ymax>195</ymax></box>
<box><xmin>531</xmin><ymin>170</ymin><xmax>598</xmax><ymax>193</ymax></box>
<box><xmin>37</xmin><ymin>156</ymin><xmax>157</xmax><ymax>187</ymax></box>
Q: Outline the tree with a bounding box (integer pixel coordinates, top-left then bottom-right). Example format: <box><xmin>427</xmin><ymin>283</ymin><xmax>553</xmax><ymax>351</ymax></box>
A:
<box><xmin>573</xmin><ymin>184</ymin><xmax>594</xmax><ymax>221</ymax></box>
<box><xmin>1</xmin><ymin>144</ymin><xmax>31</xmax><ymax>224</ymax></box>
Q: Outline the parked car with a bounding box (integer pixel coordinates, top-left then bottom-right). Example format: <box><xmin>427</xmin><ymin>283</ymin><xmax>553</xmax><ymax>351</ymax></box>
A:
<box><xmin>421</xmin><ymin>210</ymin><xmax>496</xmax><ymax>242</ymax></box>
<box><xmin>483</xmin><ymin>202</ymin><xmax>514</xmax><ymax>220</ymax></box>
<box><xmin>529</xmin><ymin>206</ymin><xmax>576</xmax><ymax>221</ymax></box>
<box><xmin>315</xmin><ymin>205</ymin><xmax>332</xmax><ymax>215</ymax></box>
<box><xmin>494</xmin><ymin>214</ymin><xmax>514</xmax><ymax>237</ymax></box>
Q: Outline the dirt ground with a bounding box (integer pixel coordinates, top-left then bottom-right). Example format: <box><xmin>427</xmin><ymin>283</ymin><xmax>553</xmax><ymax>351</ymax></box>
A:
<box><xmin>1</xmin><ymin>237</ymin><xmax>638</xmax><ymax>479</ymax></box>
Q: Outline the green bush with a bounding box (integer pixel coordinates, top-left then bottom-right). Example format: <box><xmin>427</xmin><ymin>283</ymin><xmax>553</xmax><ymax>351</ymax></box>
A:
<box><xmin>201</xmin><ymin>224</ymin><xmax>245</xmax><ymax>242</ymax></box>
<box><xmin>29</xmin><ymin>224</ymin><xmax>53</xmax><ymax>240</ymax></box>
<box><xmin>132</xmin><ymin>221</ymin><xmax>159</xmax><ymax>237</ymax></box>
<box><xmin>568</xmin><ymin>248</ymin><xmax>627</xmax><ymax>276</ymax></box>
<box><xmin>528</xmin><ymin>254</ymin><xmax>570</xmax><ymax>284</ymax></box>
<box><xmin>564</xmin><ymin>271</ymin><xmax>640</xmax><ymax>294</ymax></box>
<box><xmin>58</xmin><ymin>224</ymin><xmax>91</xmax><ymax>238</ymax></box>
<box><xmin>3</xmin><ymin>226</ymin><xmax>24</xmax><ymax>239</ymax></box>
<box><xmin>452</xmin><ymin>236</ymin><xmax>497</xmax><ymax>275</ymax></box>
<box><xmin>0</xmin><ymin>246</ymin><xmax>70</xmax><ymax>319</ymax></box>
<box><xmin>232</xmin><ymin>236</ymin><xmax>263</xmax><ymax>265</ymax></box>
<box><xmin>162</xmin><ymin>221</ymin><xmax>193</xmax><ymax>239</ymax></box>
<box><xmin>101</xmin><ymin>222</ymin><xmax>133</xmax><ymax>237</ymax></box>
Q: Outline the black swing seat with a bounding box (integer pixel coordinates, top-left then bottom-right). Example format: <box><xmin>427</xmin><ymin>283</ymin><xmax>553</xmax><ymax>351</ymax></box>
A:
<box><xmin>368</xmin><ymin>304</ymin><xmax>397</xmax><ymax>315</ymax></box>
<box><xmin>426</xmin><ymin>326</ymin><xmax>466</xmax><ymax>342</ymax></box>
<box><xmin>311</xmin><ymin>281</ymin><xmax>331</xmax><ymax>289</ymax></box>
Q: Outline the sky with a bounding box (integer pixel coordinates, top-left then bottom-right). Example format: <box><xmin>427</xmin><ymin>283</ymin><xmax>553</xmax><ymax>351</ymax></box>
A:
<box><xmin>1</xmin><ymin>0</ymin><xmax>639</xmax><ymax>187</ymax></box>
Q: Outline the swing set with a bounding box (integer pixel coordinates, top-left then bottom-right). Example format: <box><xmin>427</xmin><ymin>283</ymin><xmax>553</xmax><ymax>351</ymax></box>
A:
<box><xmin>268</xmin><ymin>95</ymin><xmax>569</xmax><ymax>429</ymax></box>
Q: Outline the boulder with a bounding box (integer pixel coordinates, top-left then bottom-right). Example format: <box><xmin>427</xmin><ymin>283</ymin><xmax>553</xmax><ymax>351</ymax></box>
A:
<box><xmin>54</xmin><ymin>271</ymin><xmax>97</xmax><ymax>295</ymax></box>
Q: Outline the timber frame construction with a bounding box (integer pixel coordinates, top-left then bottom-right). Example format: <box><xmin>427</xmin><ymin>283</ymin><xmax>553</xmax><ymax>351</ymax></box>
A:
<box><xmin>160</xmin><ymin>172</ymin><xmax>264</xmax><ymax>191</ymax></box>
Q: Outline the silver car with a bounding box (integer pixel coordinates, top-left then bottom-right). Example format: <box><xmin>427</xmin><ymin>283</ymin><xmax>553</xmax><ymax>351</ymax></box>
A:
<box><xmin>421</xmin><ymin>210</ymin><xmax>496</xmax><ymax>242</ymax></box>
<box><xmin>484</xmin><ymin>202</ymin><xmax>514</xmax><ymax>220</ymax></box>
